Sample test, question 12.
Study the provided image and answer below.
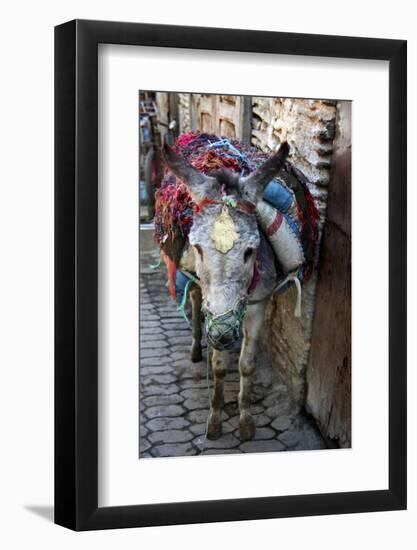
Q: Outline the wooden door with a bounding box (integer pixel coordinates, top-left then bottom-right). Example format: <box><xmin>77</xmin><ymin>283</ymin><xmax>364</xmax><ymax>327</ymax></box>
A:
<box><xmin>190</xmin><ymin>94</ymin><xmax>252</xmax><ymax>142</ymax></box>
<box><xmin>306</xmin><ymin>101</ymin><xmax>352</xmax><ymax>448</ymax></box>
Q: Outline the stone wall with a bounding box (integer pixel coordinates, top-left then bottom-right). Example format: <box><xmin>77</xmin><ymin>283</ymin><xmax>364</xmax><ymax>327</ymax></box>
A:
<box><xmin>252</xmin><ymin>98</ymin><xmax>337</xmax><ymax>409</ymax></box>
<box><xmin>177</xmin><ymin>93</ymin><xmax>191</xmax><ymax>133</ymax></box>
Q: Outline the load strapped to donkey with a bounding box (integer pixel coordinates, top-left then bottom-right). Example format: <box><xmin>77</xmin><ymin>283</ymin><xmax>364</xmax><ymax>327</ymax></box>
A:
<box><xmin>154</xmin><ymin>132</ymin><xmax>319</xmax><ymax>320</ymax></box>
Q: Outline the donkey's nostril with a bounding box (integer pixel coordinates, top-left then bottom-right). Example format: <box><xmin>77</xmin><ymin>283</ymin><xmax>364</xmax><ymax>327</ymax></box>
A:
<box><xmin>244</xmin><ymin>247</ymin><xmax>254</xmax><ymax>262</ymax></box>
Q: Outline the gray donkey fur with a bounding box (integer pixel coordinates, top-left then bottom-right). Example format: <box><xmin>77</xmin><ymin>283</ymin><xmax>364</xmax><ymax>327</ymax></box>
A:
<box><xmin>163</xmin><ymin>141</ymin><xmax>289</xmax><ymax>440</ymax></box>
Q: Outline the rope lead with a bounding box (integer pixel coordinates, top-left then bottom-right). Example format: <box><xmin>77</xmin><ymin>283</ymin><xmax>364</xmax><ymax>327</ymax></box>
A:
<box><xmin>176</xmin><ymin>272</ymin><xmax>199</xmax><ymax>327</ymax></box>
<box><xmin>289</xmin><ymin>274</ymin><xmax>302</xmax><ymax>318</ymax></box>
<box><xmin>148</xmin><ymin>258</ymin><xmax>162</xmax><ymax>270</ymax></box>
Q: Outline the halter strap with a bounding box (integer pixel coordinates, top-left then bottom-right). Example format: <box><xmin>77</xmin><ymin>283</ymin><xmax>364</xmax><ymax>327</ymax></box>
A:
<box><xmin>193</xmin><ymin>197</ymin><xmax>256</xmax><ymax>216</ymax></box>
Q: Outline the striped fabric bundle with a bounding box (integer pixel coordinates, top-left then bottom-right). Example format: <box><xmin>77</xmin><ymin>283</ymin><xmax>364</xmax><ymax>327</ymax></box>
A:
<box><xmin>256</xmin><ymin>198</ymin><xmax>305</xmax><ymax>274</ymax></box>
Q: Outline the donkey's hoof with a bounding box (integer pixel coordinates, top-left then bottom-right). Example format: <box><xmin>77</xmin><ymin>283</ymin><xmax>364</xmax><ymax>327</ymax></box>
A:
<box><xmin>207</xmin><ymin>422</ymin><xmax>222</xmax><ymax>440</ymax></box>
<box><xmin>239</xmin><ymin>415</ymin><xmax>256</xmax><ymax>440</ymax></box>
<box><xmin>190</xmin><ymin>344</ymin><xmax>202</xmax><ymax>363</ymax></box>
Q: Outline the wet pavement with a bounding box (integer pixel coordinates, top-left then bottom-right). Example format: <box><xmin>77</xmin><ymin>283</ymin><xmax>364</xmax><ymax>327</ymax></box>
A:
<box><xmin>139</xmin><ymin>226</ymin><xmax>326</xmax><ymax>458</ymax></box>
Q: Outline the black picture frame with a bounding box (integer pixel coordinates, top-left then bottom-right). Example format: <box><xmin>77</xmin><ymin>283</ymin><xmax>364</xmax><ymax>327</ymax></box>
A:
<box><xmin>55</xmin><ymin>19</ymin><xmax>407</xmax><ymax>531</ymax></box>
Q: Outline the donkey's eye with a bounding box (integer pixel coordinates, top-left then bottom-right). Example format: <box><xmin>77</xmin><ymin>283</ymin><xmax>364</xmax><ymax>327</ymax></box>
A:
<box><xmin>244</xmin><ymin>248</ymin><xmax>254</xmax><ymax>262</ymax></box>
<box><xmin>195</xmin><ymin>244</ymin><xmax>203</xmax><ymax>259</ymax></box>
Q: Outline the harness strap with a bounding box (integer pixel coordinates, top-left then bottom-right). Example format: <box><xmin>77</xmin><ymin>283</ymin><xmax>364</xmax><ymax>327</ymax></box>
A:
<box><xmin>180</xmin><ymin>267</ymin><xmax>302</xmax><ymax>317</ymax></box>
<box><xmin>248</xmin><ymin>271</ymin><xmax>302</xmax><ymax>317</ymax></box>
<box><xmin>193</xmin><ymin>197</ymin><xmax>256</xmax><ymax>216</ymax></box>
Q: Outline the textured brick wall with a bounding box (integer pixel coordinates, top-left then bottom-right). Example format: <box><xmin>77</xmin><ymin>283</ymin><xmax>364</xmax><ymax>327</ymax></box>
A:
<box><xmin>252</xmin><ymin>98</ymin><xmax>337</xmax><ymax>409</ymax></box>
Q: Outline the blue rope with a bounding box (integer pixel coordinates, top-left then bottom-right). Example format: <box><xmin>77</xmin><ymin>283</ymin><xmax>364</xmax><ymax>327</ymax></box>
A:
<box><xmin>207</xmin><ymin>138</ymin><xmax>252</xmax><ymax>174</ymax></box>
<box><xmin>177</xmin><ymin>279</ymin><xmax>193</xmax><ymax>327</ymax></box>
<box><xmin>176</xmin><ymin>272</ymin><xmax>199</xmax><ymax>327</ymax></box>
<box><xmin>148</xmin><ymin>258</ymin><xmax>162</xmax><ymax>270</ymax></box>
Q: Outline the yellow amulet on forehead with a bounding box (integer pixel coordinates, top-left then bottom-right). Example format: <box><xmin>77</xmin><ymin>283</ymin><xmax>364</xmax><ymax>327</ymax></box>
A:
<box><xmin>210</xmin><ymin>208</ymin><xmax>240</xmax><ymax>253</ymax></box>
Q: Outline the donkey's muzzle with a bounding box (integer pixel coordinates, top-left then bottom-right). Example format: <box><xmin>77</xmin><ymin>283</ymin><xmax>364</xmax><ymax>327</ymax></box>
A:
<box><xmin>203</xmin><ymin>298</ymin><xmax>247</xmax><ymax>351</ymax></box>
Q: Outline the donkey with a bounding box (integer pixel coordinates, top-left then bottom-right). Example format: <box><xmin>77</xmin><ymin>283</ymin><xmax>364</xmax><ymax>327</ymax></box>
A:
<box><xmin>162</xmin><ymin>141</ymin><xmax>292</xmax><ymax>441</ymax></box>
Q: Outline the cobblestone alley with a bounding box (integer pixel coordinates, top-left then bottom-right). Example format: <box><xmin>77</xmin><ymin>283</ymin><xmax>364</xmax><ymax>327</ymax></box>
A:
<box><xmin>139</xmin><ymin>226</ymin><xmax>326</xmax><ymax>458</ymax></box>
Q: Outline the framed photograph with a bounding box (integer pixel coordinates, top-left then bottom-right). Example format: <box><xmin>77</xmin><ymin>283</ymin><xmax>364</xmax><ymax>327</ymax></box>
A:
<box><xmin>55</xmin><ymin>19</ymin><xmax>406</xmax><ymax>530</ymax></box>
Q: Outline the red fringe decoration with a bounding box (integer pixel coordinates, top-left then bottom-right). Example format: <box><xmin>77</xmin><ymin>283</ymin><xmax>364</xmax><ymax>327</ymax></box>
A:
<box><xmin>297</xmin><ymin>185</ymin><xmax>319</xmax><ymax>282</ymax></box>
<box><xmin>161</xmin><ymin>251</ymin><xmax>178</xmax><ymax>299</ymax></box>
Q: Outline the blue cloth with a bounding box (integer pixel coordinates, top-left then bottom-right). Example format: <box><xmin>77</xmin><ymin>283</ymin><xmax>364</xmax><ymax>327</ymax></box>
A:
<box><xmin>139</xmin><ymin>180</ymin><xmax>148</xmax><ymax>205</ymax></box>
<box><xmin>263</xmin><ymin>179</ymin><xmax>293</xmax><ymax>212</ymax></box>
<box><xmin>284</xmin><ymin>212</ymin><xmax>300</xmax><ymax>237</ymax></box>
<box><xmin>175</xmin><ymin>270</ymin><xmax>191</xmax><ymax>304</ymax></box>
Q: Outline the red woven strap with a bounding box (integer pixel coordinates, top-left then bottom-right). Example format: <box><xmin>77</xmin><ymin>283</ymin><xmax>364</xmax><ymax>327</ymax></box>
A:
<box><xmin>266</xmin><ymin>212</ymin><xmax>283</xmax><ymax>237</ymax></box>
<box><xmin>193</xmin><ymin>198</ymin><xmax>256</xmax><ymax>215</ymax></box>
<box><xmin>247</xmin><ymin>254</ymin><xmax>260</xmax><ymax>294</ymax></box>
<box><xmin>193</xmin><ymin>198</ymin><xmax>218</xmax><ymax>213</ymax></box>
<box><xmin>237</xmin><ymin>200</ymin><xmax>257</xmax><ymax>215</ymax></box>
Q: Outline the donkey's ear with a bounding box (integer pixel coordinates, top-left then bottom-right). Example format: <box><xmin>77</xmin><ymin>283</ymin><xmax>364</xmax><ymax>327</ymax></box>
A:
<box><xmin>162</xmin><ymin>143</ymin><xmax>217</xmax><ymax>202</ymax></box>
<box><xmin>240</xmin><ymin>141</ymin><xmax>290</xmax><ymax>204</ymax></box>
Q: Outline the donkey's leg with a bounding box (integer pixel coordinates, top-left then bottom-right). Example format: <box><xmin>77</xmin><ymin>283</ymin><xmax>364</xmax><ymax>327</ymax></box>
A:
<box><xmin>189</xmin><ymin>286</ymin><xmax>203</xmax><ymax>362</ymax></box>
<box><xmin>238</xmin><ymin>302</ymin><xmax>266</xmax><ymax>440</ymax></box>
<box><xmin>207</xmin><ymin>349</ymin><xmax>228</xmax><ymax>439</ymax></box>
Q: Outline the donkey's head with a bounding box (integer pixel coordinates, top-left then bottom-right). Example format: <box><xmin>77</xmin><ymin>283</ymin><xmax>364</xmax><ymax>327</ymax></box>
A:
<box><xmin>163</xmin><ymin>141</ymin><xmax>289</xmax><ymax>350</ymax></box>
